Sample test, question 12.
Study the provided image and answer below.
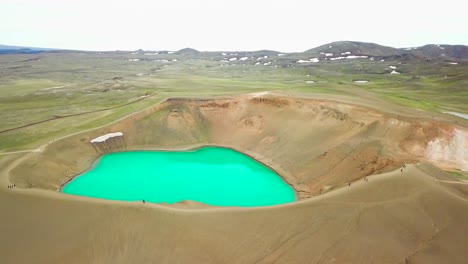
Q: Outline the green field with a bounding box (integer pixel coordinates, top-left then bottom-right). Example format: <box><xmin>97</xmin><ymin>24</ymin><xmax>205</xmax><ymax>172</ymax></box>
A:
<box><xmin>0</xmin><ymin>49</ymin><xmax>467</xmax><ymax>151</ymax></box>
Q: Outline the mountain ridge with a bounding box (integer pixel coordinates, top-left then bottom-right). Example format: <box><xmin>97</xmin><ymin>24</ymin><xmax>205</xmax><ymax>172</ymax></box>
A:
<box><xmin>1</xmin><ymin>42</ymin><xmax>467</xmax><ymax>59</ymax></box>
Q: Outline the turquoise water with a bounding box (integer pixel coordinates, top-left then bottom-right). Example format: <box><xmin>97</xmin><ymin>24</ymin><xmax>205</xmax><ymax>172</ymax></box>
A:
<box><xmin>63</xmin><ymin>147</ymin><xmax>296</xmax><ymax>207</ymax></box>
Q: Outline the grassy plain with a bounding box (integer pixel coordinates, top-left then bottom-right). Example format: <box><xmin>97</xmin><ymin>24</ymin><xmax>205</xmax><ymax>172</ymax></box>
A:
<box><xmin>1</xmin><ymin>51</ymin><xmax>467</xmax><ymax>151</ymax></box>
<box><xmin>1</xmin><ymin>46</ymin><xmax>468</xmax><ymax>263</ymax></box>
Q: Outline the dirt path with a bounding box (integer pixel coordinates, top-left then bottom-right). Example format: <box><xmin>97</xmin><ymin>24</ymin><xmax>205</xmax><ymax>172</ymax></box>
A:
<box><xmin>0</xmin><ymin>148</ymin><xmax>41</xmax><ymax>156</ymax></box>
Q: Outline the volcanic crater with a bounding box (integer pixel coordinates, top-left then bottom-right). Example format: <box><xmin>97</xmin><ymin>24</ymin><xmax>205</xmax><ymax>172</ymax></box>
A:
<box><xmin>10</xmin><ymin>95</ymin><xmax>468</xmax><ymax>204</ymax></box>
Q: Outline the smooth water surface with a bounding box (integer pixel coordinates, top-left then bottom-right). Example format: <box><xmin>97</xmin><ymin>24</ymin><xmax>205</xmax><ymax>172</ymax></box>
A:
<box><xmin>63</xmin><ymin>147</ymin><xmax>296</xmax><ymax>207</ymax></box>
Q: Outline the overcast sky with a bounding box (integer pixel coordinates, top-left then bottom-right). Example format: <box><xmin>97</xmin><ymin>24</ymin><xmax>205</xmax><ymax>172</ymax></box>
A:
<box><xmin>2</xmin><ymin>0</ymin><xmax>467</xmax><ymax>52</ymax></box>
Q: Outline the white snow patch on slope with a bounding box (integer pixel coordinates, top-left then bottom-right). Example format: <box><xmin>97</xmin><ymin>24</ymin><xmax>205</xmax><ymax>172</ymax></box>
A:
<box><xmin>251</xmin><ymin>91</ymin><xmax>270</xmax><ymax>97</ymax></box>
<box><xmin>444</xmin><ymin>111</ymin><xmax>468</xmax><ymax>120</ymax></box>
<box><xmin>330</xmin><ymin>57</ymin><xmax>345</xmax><ymax>61</ymax></box>
<box><xmin>297</xmin><ymin>58</ymin><xmax>319</xmax><ymax>63</ymax></box>
<box><xmin>91</xmin><ymin>132</ymin><xmax>123</xmax><ymax>143</ymax></box>
<box><xmin>346</xmin><ymin>55</ymin><xmax>368</xmax><ymax>59</ymax></box>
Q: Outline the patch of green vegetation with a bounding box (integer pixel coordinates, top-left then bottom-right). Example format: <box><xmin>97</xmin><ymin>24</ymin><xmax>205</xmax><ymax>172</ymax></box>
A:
<box><xmin>447</xmin><ymin>170</ymin><xmax>468</xmax><ymax>181</ymax></box>
<box><xmin>0</xmin><ymin>51</ymin><xmax>466</xmax><ymax>151</ymax></box>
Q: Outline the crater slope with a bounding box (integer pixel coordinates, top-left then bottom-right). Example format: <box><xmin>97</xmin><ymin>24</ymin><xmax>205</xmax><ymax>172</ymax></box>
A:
<box><xmin>10</xmin><ymin>95</ymin><xmax>467</xmax><ymax>199</ymax></box>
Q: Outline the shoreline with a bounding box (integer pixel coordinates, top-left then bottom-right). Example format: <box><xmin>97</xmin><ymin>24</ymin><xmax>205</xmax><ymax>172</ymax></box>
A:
<box><xmin>4</xmin><ymin>162</ymin><xmax>443</xmax><ymax>214</ymax></box>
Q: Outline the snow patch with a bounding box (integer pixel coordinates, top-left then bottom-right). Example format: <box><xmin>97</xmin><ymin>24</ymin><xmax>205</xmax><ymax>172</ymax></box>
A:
<box><xmin>329</xmin><ymin>55</ymin><xmax>368</xmax><ymax>61</ymax></box>
<box><xmin>128</xmin><ymin>59</ymin><xmax>140</xmax><ymax>62</ymax></box>
<box><xmin>444</xmin><ymin>111</ymin><xmax>468</xmax><ymax>120</ymax></box>
<box><xmin>239</xmin><ymin>57</ymin><xmax>249</xmax><ymax>61</ymax></box>
<box><xmin>390</xmin><ymin>70</ymin><xmax>400</xmax><ymax>74</ymax></box>
<box><xmin>251</xmin><ymin>91</ymin><xmax>270</xmax><ymax>97</ymax></box>
<box><xmin>341</xmin><ymin>51</ymin><xmax>351</xmax><ymax>55</ymax></box>
<box><xmin>297</xmin><ymin>58</ymin><xmax>319</xmax><ymax>63</ymax></box>
<box><xmin>353</xmin><ymin>80</ymin><xmax>368</xmax><ymax>83</ymax></box>
<box><xmin>346</xmin><ymin>55</ymin><xmax>368</xmax><ymax>59</ymax></box>
<box><xmin>330</xmin><ymin>57</ymin><xmax>345</xmax><ymax>61</ymax></box>
<box><xmin>389</xmin><ymin>66</ymin><xmax>397</xmax><ymax>69</ymax></box>
<box><xmin>91</xmin><ymin>132</ymin><xmax>123</xmax><ymax>143</ymax></box>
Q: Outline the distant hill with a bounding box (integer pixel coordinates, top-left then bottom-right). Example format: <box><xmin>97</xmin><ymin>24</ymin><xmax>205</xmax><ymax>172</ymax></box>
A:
<box><xmin>305</xmin><ymin>41</ymin><xmax>401</xmax><ymax>57</ymax></box>
<box><xmin>174</xmin><ymin>48</ymin><xmax>200</xmax><ymax>55</ymax></box>
<box><xmin>401</xmin><ymin>44</ymin><xmax>468</xmax><ymax>59</ymax></box>
<box><xmin>303</xmin><ymin>41</ymin><xmax>468</xmax><ymax>60</ymax></box>
<box><xmin>2</xmin><ymin>42</ymin><xmax>467</xmax><ymax>59</ymax></box>
<box><xmin>0</xmin><ymin>44</ymin><xmax>59</xmax><ymax>54</ymax></box>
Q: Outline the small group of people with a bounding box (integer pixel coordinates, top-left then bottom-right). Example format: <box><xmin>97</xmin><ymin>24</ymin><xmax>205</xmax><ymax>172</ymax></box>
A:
<box><xmin>7</xmin><ymin>184</ymin><xmax>15</xmax><ymax>189</ymax></box>
<box><xmin>401</xmin><ymin>164</ymin><xmax>407</xmax><ymax>173</ymax></box>
<box><xmin>348</xmin><ymin>176</ymin><xmax>369</xmax><ymax>187</ymax></box>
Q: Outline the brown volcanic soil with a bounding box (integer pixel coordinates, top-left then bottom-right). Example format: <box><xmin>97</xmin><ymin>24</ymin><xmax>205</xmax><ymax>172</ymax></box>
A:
<box><xmin>1</xmin><ymin>94</ymin><xmax>468</xmax><ymax>263</ymax></box>
<box><xmin>9</xmin><ymin>95</ymin><xmax>468</xmax><ymax>196</ymax></box>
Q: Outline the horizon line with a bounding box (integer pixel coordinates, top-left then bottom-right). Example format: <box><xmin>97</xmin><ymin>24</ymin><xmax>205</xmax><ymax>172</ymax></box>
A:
<box><xmin>1</xmin><ymin>40</ymin><xmax>468</xmax><ymax>53</ymax></box>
